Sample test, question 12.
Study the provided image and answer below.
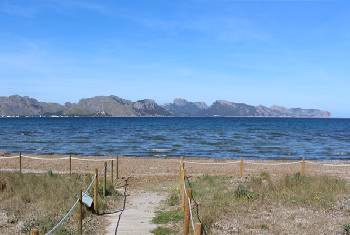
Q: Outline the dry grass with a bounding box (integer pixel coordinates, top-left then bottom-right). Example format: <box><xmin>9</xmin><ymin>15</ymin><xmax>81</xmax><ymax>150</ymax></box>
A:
<box><xmin>0</xmin><ymin>171</ymin><xmax>122</xmax><ymax>234</ymax></box>
<box><xmin>156</xmin><ymin>172</ymin><xmax>350</xmax><ymax>235</ymax></box>
<box><xmin>190</xmin><ymin>173</ymin><xmax>350</xmax><ymax>234</ymax></box>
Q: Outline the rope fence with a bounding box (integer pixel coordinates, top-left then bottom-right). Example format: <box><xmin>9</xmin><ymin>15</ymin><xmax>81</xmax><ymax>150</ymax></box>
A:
<box><xmin>0</xmin><ymin>153</ymin><xmax>121</xmax><ymax>234</ymax></box>
<box><xmin>0</xmin><ymin>152</ymin><xmax>119</xmax><ymax>177</ymax></box>
<box><xmin>177</xmin><ymin>156</ymin><xmax>350</xmax><ymax>235</ymax></box>
<box><xmin>3</xmin><ymin>153</ymin><xmax>350</xmax><ymax>234</ymax></box>
<box><xmin>45</xmin><ymin>168</ymin><xmax>102</xmax><ymax>235</ymax></box>
<box><xmin>179</xmin><ymin>158</ymin><xmax>202</xmax><ymax>235</ymax></box>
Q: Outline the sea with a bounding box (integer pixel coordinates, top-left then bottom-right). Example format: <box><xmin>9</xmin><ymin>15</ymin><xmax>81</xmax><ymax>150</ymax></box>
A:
<box><xmin>0</xmin><ymin>117</ymin><xmax>349</xmax><ymax>160</ymax></box>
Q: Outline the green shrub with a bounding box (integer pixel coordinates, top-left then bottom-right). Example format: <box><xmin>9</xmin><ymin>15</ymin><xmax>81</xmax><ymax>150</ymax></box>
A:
<box><xmin>151</xmin><ymin>226</ymin><xmax>173</xmax><ymax>235</ymax></box>
<box><xmin>344</xmin><ymin>224</ymin><xmax>350</xmax><ymax>235</ymax></box>
<box><xmin>234</xmin><ymin>184</ymin><xmax>255</xmax><ymax>200</ymax></box>
<box><xmin>152</xmin><ymin>209</ymin><xmax>183</xmax><ymax>224</ymax></box>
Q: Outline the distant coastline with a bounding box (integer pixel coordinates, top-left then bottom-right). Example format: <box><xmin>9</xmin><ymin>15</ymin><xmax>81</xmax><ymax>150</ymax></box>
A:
<box><xmin>0</xmin><ymin>95</ymin><xmax>331</xmax><ymax>118</ymax></box>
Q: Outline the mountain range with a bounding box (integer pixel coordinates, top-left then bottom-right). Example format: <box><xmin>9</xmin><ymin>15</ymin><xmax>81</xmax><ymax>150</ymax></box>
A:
<box><xmin>0</xmin><ymin>95</ymin><xmax>331</xmax><ymax>118</ymax></box>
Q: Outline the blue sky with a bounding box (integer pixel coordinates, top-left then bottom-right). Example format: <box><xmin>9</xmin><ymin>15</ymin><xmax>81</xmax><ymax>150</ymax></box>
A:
<box><xmin>0</xmin><ymin>0</ymin><xmax>349</xmax><ymax>117</ymax></box>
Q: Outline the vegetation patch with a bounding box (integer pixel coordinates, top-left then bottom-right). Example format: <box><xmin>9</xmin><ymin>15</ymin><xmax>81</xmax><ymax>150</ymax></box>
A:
<box><xmin>0</xmin><ymin>172</ymin><xmax>121</xmax><ymax>234</ymax></box>
<box><xmin>344</xmin><ymin>223</ymin><xmax>350</xmax><ymax>235</ymax></box>
<box><xmin>151</xmin><ymin>226</ymin><xmax>174</xmax><ymax>235</ymax></box>
<box><xmin>152</xmin><ymin>209</ymin><xmax>183</xmax><ymax>224</ymax></box>
<box><xmin>189</xmin><ymin>172</ymin><xmax>350</xmax><ymax>234</ymax></box>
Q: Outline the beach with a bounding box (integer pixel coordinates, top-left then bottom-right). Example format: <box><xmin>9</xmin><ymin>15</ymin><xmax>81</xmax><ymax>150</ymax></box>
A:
<box><xmin>2</xmin><ymin>153</ymin><xmax>350</xmax><ymax>179</ymax></box>
<box><xmin>2</xmin><ymin>154</ymin><xmax>350</xmax><ymax>234</ymax></box>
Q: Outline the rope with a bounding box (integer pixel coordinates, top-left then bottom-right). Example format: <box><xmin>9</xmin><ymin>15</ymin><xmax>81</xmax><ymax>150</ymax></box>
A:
<box><xmin>245</xmin><ymin>161</ymin><xmax>301</xmax><ymax>166</ymax></box>
<box><xmin>45</xmin><ymin>199</ymin><xmax>79</xmax><ymax>235</ymax></box>
<box><xmin>45</xmin><ymin>175</ymin><xmax>95</xmax><ymax>235</ymax></box>
<box><xmin>184</xmin><ymin>160</ymin><xmax>240</xmax><ymax>165</ymax></box>
<box><xmin>184</xmin><ymin>160</ymin><xmax>301</xmax><ymax>166</ymax></box>
<box><xmin>185</xmin><ymin>176</ymin><xmax>208</xmax><ymax>235</ymax></box>
<box><xmin>115</xmin><ymin>177</ymin><xmax>130</xmax><ymax>235</ymax></box>
<box><xmin>305</xmin><ymin>161</ymin><xmax>350</xmax><ymax>167</ymax></box>
<box><xmin>0</xmin><ymin>156</ymin><xmax>20</xmax><ymax>160</ymax></box>
<box><xmin>22</xmin><ymin>155</ymin><xmax>69</xmax><ymax>161</ymax></box>
<box><xmin>183</xmin><ymin>181</ymin><xmax>195</xmax><ymax>231</ymax></box>
<box><xmin>84</xmin><ymin>177</ymin><xmax>95</xmax><ymax>194</ymax></box>
<box><xmin>21</xmin><ymin>155</ymin><xmax>114</xmax><ymax>162</ymax></box>
<box><xmin>71</xmin><ymin>157</ymin><xmax>113</xmax><ymax>162</ymax></box>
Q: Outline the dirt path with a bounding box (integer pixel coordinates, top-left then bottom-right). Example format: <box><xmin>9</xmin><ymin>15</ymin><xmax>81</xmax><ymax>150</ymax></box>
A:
<box><xmin>105</xmin><ymin>190</ymin><xmax>166</xmax><ymax>235</ymax></box>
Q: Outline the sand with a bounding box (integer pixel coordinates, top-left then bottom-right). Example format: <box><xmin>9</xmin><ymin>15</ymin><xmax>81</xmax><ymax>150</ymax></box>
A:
<box><xmin>1</xmin><ymin>153</ymin><xmax>350</xmax><ymax>179</ymax></box>
<box><xmin>105</xmin><ymin>190</ymin><xmax>166</xmax><ymax>235</ymax></box>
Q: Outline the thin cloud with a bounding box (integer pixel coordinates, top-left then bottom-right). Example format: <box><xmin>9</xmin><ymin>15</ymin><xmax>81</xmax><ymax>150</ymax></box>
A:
<box><xmin>129</xmin><ymin>15</ymin><xmax>271</xmax><ymax>43</ymax></box>
<box><xmin>0</xmin><ymin>0</ymin><xmax>109</xmax><ymax>17</ymax></box>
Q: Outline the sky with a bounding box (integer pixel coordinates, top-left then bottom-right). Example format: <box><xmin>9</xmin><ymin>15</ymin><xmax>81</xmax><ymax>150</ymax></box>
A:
<box><xmin>0</xmin><ymin>0</ymin><xmax>349</xmax><ymax>117</ymax></box>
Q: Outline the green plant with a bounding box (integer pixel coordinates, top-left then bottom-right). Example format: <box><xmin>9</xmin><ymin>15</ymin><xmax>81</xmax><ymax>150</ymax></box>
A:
<box><xmin>344</xmin><ymin>224</ymin><xmax>350</xmax><ymax>235</ymax></box>
<box><xmin>166</xmin><ymin>190</ymin><xmax>179</xmax><ymax>206</ymax></box>
<box><xmin>151</xmin><ymin>226</ymin><xmax>173</xmax><ymax>235</ymax></box>
<box><xmin>47</xmin><ymin>170</ymin><xmax>54</xmax><ymax>177</ymax></box>
<box><xmin>152</xmin><ymin>209</ymin><xmax>183</xmax><ymax>224</ymax></box>
<box><xmin>234</xmin><ymin>184</ymin><xmax>255</xmax><ymax>200</ymax></box>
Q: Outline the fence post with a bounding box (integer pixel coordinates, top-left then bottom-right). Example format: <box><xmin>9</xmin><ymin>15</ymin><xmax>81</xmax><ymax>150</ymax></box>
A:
<box><xmin>183</xmin><ymin>193</ymin><xmax>190</xmax><ymax>235</ymax></box>
<box><xmin>30</xmin><ymin>228</ymin><xmax>39</xmax><ymax>235</ymax></box>
<box><xmin>19</xmin><ymin>152</ymin><xmax>22</xmax><ymax>174</ymax></box>
<box><xmin>178</xmin><ymin>158</ymin><xmax>182</xmax><ymax>208</ymax></box>
<box><xmin>69</xmin><ymin>154</ymin><xmax>72</xmax><ymax>176</ymax></box>
<box><xmin>181</xmin><ymin>159</ymin><xmax>186</xmax><ymax>210</ymax></box>
<box><xmin>301</xmin><ymin>157</ymin><xmax>305</xmax><ymax>176</ymax></box>
<box><xmin>103</xmin><ymin>162</ymin><xmax>107</xmax><ymax>197</ymax></box>
<box><xmin>194</xmin><ymin>223</ymin><xmax>202</xmax><ymax>235</ymax></box>
<box><xmin>94</xmin><ymin>169</ymin><xmax>99</xmax><ymax>213</ymax></box>
<box><xmin>240</xmin><ymin>158</ymin><xmax>244</xmax><ymax>178</ymax></box>
<box><xmin>79</xmin><ymin>189</ymin><xmax>83</xmax><ymax>235</ymax></box>
<box><xmin>116</xmin><ymin>155</ymin><xmax>119</xmax><ymax>179</ymax></box>
<box><xmin>111</xmin><ymin>159</ymin><xmax>114</xmax><ymax>185</ymax></box>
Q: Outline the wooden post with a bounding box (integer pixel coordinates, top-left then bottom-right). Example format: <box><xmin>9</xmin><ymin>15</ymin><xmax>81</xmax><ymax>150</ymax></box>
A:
<box><xmin>30</xmin><ymin>228</ymin><xmax>39</xmax><ymax>235</ymax></box>
<box><xmin>194</xmin><ymin>223</ymin><xmax>202</xmax><ymax>235</ymax></box>
<box><xmin>178</xmin><ymin>159</ymin><xmax>182</xmax><ymax>208</ymax></box>
<box><xmin>116</xmin><ymin>155</ymin><xmax>119</xmax><ymax>179</ymax></box>
<box><xmin>111</xmin><ymin>159</ymin><xmax>114</xmax><ymax>185</ymax></box>
<box><xmin>103</xmin><ymin>162</ymin><xmax>107</xmax><ymax>197</ymax></box>
<box><xmin>181</xmin><ymin>160</ymin><xmax>186</xmax><ymax>210</ymax></box>
<box><xmin>179</xmin><ymin>158</ymin><xmax>184</xmax><ymax>192</ymax></box>
<box><xmin>183</xmin><ymin>194</ymin><xmax>190</xmax><ymax>235</ymax></box>
<box><xmin>240</xmin><ymin>158</ymin><xmax>244</xmax><ymax>178</ymax></box>
<box><xmin>94</xmin><ymin>169</ymin><xmax>99</xmax><ymax>213</ymax></box>
<box><xmin>69</xmin><ymin>154</ymin><xmax>72</xmax><ymax>176</ymax></box>
<box><xmin>301</xmin><ymin>157</ymin><xmax>305</xmax><ymax>176</ymax></box>
<box><xmin>19</xmin><ymin>152</ymin><xmax>22</xmax><ymax>174</ymax></box>
<box><xmin>79</xmin><ymin>189</ymin><xmax>83</xmax><ymax>235</ymax></box>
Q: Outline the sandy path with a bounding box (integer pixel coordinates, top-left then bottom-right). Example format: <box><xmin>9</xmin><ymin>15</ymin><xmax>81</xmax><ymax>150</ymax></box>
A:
<box><xmin>105</xmin><ymin>190</ymin><xmax>166</xmax><ymax>235</ymax></box>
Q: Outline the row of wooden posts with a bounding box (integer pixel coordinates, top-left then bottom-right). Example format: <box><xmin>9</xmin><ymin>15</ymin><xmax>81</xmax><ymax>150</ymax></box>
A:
<box><xmin>18</xmin><ymin>152</ymin><xmax>119</xmax><ymax>179</ymax></box>
<box><xmin>25</xmin><ymin>154</ymin><xmax>119</xmax><ymax>235</ymax></box>
<box><xmin>238</xmin><ymin>157</ymin><xmax>306</xmax><ymax>177</ymax></box>
<box><xmin>179</xmin><ymin>158</ymin><xmax>202</xmax><ymax>235</ymax></box>
<box><xmin>178</xmin><ymin>157</ymin><xmax>306</xmax><ymax>235</ymax></box>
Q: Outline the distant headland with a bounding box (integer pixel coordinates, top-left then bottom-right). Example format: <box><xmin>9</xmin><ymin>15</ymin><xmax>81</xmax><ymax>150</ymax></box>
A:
<box><xmin>0</xmin><ymin>95</ymin><xmax>330</xmax><ymax>118</ymax></box>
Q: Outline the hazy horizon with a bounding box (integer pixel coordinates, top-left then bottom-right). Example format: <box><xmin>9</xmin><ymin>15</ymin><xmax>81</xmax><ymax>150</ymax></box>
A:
<box><xmin>1</xmin><ymin>1</ymin><xmax>349</xmax><ymax>117</ymax></box>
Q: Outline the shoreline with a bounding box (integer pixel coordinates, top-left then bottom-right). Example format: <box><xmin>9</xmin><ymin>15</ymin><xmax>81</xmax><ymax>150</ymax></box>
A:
<box><xmin>1</xmin><ymin>152</ymin><xmax>350</xmax><ymax>162</ymax></box>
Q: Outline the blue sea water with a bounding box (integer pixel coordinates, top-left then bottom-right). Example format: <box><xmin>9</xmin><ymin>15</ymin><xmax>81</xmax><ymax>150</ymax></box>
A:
<box><xmin>0</xmin><ymin>117</ymin><xmax>349</xmax><ymax>160</ymax></box>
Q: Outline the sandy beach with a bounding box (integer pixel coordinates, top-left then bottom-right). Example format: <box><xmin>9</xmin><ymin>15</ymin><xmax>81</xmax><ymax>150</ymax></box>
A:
<box><xmin>1</xmin><ymin>153</ymin><xmax>350</xmax><ymax>179</ymax></box>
